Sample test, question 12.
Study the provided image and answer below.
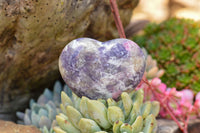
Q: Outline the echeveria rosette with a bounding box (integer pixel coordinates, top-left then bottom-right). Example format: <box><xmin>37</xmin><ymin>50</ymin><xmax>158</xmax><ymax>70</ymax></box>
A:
<box><xmin>133</xmin><ymin>18</ymin><xmax>200</xmax><ymax>92</ymax></box>
<box><xmin>59</xmin><ymin>38</ymin><xmax>146</xmax><ymax>100</ymax></box>
<box><xmin>16</xmin><ymin>81</ymin><xmax>72</xmax><ymax>133</ymax></box>
<box><xmin>142</xmin><ymin>48</ymin><xmax>165</xmax><ymax>79</ymax></box>
<box><xmin>54</xmin><ymin>89</ymin><xmax>160</xmax><ymax>133</ymax></box>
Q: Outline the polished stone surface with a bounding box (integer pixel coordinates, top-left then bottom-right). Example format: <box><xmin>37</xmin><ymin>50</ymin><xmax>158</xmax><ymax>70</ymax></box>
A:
<box><xmin>59</xmin><ymin>38</ymin><xmax>146</xmax><ymax>100</ymax></box>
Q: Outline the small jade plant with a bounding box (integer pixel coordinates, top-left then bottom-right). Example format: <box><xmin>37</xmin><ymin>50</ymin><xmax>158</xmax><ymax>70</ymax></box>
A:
<box><xmin>53</xmin><ymin>89</ymin><xmax>160</xmax><ymax>133</ymax></box>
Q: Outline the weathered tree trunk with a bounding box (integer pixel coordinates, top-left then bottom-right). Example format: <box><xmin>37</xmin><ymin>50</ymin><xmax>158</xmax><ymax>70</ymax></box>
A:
<box><xmin>0</xmin><ymin>0</ymin><xmax>139</xmax><ymax>121</ymax></box>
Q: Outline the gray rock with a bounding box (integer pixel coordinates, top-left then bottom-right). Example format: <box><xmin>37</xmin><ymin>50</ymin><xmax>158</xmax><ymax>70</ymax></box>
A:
<box><xmin>0</xmin><ymin>0</ymin><xmax>139</xmax><ymax>121</ymax></box>
<box><xmin>157</xmin><ymin>119</ymin><xmax>200</xmax><ymax>133</ymax></box>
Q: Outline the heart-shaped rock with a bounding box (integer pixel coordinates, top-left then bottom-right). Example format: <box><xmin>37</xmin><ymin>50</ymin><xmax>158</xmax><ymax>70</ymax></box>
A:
<box><xmin>59</xmin><ymin>38</ymin><xmax>146</xmax><ymax>100</ymax></box>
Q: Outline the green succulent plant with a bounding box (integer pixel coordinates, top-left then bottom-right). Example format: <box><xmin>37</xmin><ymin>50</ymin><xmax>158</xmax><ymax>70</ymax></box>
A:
<box><xmin>54</xmin><ymin>89</ymin><xmax>160</xmax><ymax>133</ymax></box>
<box><xmin>17</xmin><ymin>81</ymin><xmax>72</xmax><ymax>133</ymax></box>
<box><xmin>134</xmin><ymin>18</ymin><xmax>200</xmax><ymax>92</ymax></box>
<box><xmin>142</xmin><ymin>48</ymin><xmax>165</xmax><ymax>79</ymax></box>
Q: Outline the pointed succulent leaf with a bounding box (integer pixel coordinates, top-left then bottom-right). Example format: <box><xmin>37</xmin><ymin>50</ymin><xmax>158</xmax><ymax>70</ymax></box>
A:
<box><xmin>66</xmin><ymin>105</ymin><xmax>83</xmax><ymax>129</ymax></box>
<box><xmin>45</xmin><ymin>102</ymin><xmax>57</xmax><ymax>121</ymax></box>
<box><xmin>152</xmin><ymin>119</ymin><xmax>158</xmax><ymax>133</ymax></box>
<box><xmin>43</xmin><ymin>88</ymin><xmax>53</xmax><ymax>100</ymax></box>
<box><xmin>113</xmin><ymin>120</ymin><xmax>123</xmax><ymax>133</ymax></box>
<box><xmin>130</xmin><ymin>100</ymin><xmax>141</xmax><ymax>116</ymax></box>
<box><xmin>25</xmin><ymin>108</ymin><xmax>31</xmax><ymax>117</ymax></box>
<box><xmin>72</xmin><ymin>92</ymin><xmax>81</xmax><ymax>111</ymax></box>
<box><xmin>50</xmin><ymin>128</ymin><xmax>55</xmax><ymax>133</ymax></box>
<box><xmin>61</xmin><ymin>91</ymin><xmax>73</xmax><ymax>107</ymax></box>
<box><xmin>47</xmin><ymin>100</ymin><xmax>57</xmax><ymax>110</ymax></box>
<box><xmin>24</xmin><ymin>113</ymin><xmax>32</xmax><ymax>125</ymax></box>
<box><xmin>59</xmin><ymin>113</ymin><xmax>68</xmax><ymax>120</ymax></box>
<box><xmin>51</xmin><ymin>119</ymin><xmax>57</xmax><ymax>129</ymax></box>
<box><xmin>150</xmin><ymin>101</ymin><xmax>160</xmax><ymax>117</ymax></box>
<box><xmin>38</xmin><ymin>108</ymin><xmax>48</xmax><ymax>117</ymax></box>
<box><xmin>87</xmin><ymin>99</ymin><xmax>111</xmax><ymax>129</ymax></box>
<box><xmin>56</xmin><ymin>114</ymin><xmax>80</xmax><ymax>133</ymax></box>
<box><xmin>54</xmin><ymin>81</ymin><xmax>62</xmax><ymax>92</ymax></box>
<box><xmin>79</xmin><ymin>96</ymin><xmax>90</xmax><ymax>118</ymax></box>
<box><xmin>128</xmin><ymin>112</ymin><xmax>137</xmax><ymax>125</ymax></box>
<box><xmin>107</xmin><ymin>106</ymin><xmax>124</xmax><ymax>125</ymax></box>
<box><xmin>40</xmin><ymin>126</ymin><xmax>49</xmax><ymax>133</ymax></box>
<box><xmin>63</xmin><ymin>84</ymin><xmax>72</xmax><ymax>98</ymax></box>
<box><xmin>120</xmin><ymin>123</ymin><xmax>132</xmax><ymax>133</ymax></box>
<box><xmin>78</xmin><ymin>118</ymin><xmax>101</xmax><ymax>133</ymax></box>
<box><xmin>131</xmin><ymin>89</ymin><xmax>144</xmax><ymax>115</ymax></box>
<box><xmin>31</xmin><ymin>111</ymin><xmax>40</xmax><ymax>127</ymax></box>
<box><xmin>53</xmin><ymin>81</ymin><xmax>62</xmax><ymax>105</ymax></box>
<box><xmin>121</xmin><ymin>92</ymin><xmax>133</xmax><ymax>118</ymax></box>
<box><xmin>16</xmin><ymin>112</ymin><xmax>25</xmax><ymax>120</ymax></box>
<box><xmin>97</xmin><ymin>98</ymin><xmax>107</xmax><ymax>107</ymax></box>
<box><xmin>54</xmin><ymin>126</ymin><xmax>68</xmax><ymax>133</ymax></box>
<box><xmin>132</xmin><ymin>89</ymin><xmax>144</xmax><ymax>105</ymax></box>
<box><xmin>117</xmin><ymin>100</ymin><xmax>123</xmax><ymax>109</ymax></box>
<box><xmin>107</xmin><ymin>98</ymin><xmax>117</xmax><ymax>107</ymax></box>
<box><xmin>142</xmin><ymin>114</ymin><xmax>156</xmax><ymax>133</ymax></box>
<box><xmin>60</xmin><ymin>104</ymin><xmax>66</xmax><ymax>115</ymax></box>
<box><xmin>31</xmin><ymin>103</ymin><xmax>43</xmax><ymax>113</ymax></box>
<box><xmin>29</xmin><ymin>99</ymin><xmax>35</xmax><ymax>107</ymax></box>
<box><xmin>39</xmin><ymin>116</ymin><xmax>51</xmax><ymax>129</ymax></box>
<box><xmin>141</xmin><ymin>101</ymin><xmax>152</xmax><ymax>119</ymax></box>
<box><xmin>147</xmin><ymin>67</ymin><xmax>158</xmax><ymax>78</ymax></box>
<box><xmin>128</xmin><ymin>90</ymin><xmax>136</xmax><ymax>99</ymax></box>
<box><xmin>131</xmin><ymin>116</ymin><xmax>143</xmax><ymax>133</ymax></box>
<box><xmin>37</xmin><ymin>95</ymin><xmax>49</xmax><ymax>105</ymax></box>
<box><xmin>41</xmin><ymin>126</ymin><xmax>55</xmax><ymax>133</ymax></box>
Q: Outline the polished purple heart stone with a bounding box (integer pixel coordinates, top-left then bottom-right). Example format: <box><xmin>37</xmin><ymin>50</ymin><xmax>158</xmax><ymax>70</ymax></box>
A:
<box><xmin>59</xmin><ymin>38</ymin><xmax>146</xmax><ymax>100</ymax></box>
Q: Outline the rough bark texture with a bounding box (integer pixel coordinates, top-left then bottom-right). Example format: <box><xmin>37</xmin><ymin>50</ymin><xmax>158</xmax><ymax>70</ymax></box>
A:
<box><xmin>0</xmin><ymin>0</ymin><xmax>139</xmax><ymax>121</ymax></box>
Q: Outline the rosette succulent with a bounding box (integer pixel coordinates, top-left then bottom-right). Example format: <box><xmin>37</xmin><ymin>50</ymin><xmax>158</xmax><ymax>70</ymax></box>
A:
<box><xmin>54</xmin><ymin>89</ymin><xmax>160</xmax><ymax>133</ymax></box>
<box><xmin>142</xmin><ymin>48</ymin><xmax>165</xmax><ymax>79</ymax></box>
<box><xmin>134</xmin><ymin>18</ymin><xmax>200</xmax><ymax>92</ymax></box>
<box><xmin>16</xmin><ymin>81</ymin><xmax>72</xmax><ymax>133</ymax></box>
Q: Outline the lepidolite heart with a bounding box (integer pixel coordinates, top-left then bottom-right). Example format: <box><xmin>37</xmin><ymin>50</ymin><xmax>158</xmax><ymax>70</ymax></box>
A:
<box><xmin>59</xmin><ymin>38</ymin><xmax>146</xmax><ymax>100</ymax></box>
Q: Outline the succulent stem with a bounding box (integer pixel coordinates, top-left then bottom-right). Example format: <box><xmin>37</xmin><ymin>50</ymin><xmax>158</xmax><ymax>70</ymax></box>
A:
<box><xmin>109</xmin><ymin>0</ymin><xmax>126</xmax><ymax>38</ymax></box>
<box><xmin>142</xmin><ymin>77</ymin><xmax>187</xmax><ymax>133</ymax></box>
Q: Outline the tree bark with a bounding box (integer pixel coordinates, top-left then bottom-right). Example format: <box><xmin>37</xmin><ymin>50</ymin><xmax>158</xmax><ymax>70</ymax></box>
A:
<box><xmin>0</xmin><ymin>0</ymin><xmax>139</xmax><ymax>121</ymax></box>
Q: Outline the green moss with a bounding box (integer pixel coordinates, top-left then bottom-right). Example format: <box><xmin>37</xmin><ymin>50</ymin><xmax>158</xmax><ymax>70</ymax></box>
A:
<box><xmin>133</xmin><ymin>18</ymin><xmax>200</xmax><ymax>92</ymax></box>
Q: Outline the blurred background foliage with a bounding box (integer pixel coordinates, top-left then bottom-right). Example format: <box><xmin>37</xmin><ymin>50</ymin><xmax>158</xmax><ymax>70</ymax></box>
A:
<box><xmin>129</xmin><ymin>0</ymin><xmax>200</xmax><ymax>92</ymax></box>
<box><xmin>131</xmin><ymin>0</ymin><xmax>200</xmax><ymax>23</ymax></box>
<box><xmin>133</xmin><ymin>18</ymin><xmax>200</xmax><ymax>92</ymax></box>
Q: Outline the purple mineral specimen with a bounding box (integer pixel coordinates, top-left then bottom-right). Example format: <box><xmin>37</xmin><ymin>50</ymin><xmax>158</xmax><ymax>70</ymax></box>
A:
<box><xmin>59</xmin><ymin>38</ymin><xmax>146</xmax><ymax>100</ymax></box>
